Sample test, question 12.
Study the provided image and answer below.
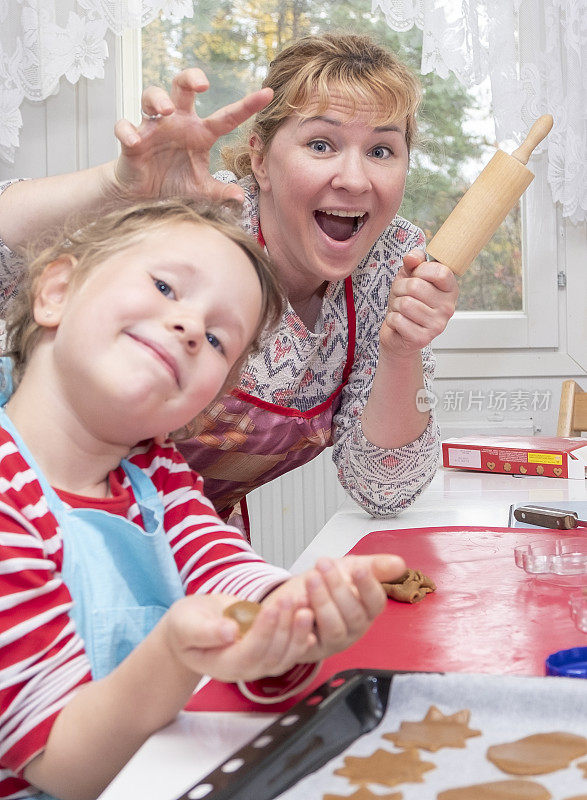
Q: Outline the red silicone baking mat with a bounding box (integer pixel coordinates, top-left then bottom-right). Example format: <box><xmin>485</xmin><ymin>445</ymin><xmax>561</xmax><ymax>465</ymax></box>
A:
<box><xmin>186</xmin><ymin>526</ymin><xmax>586</xmax><ymax>713</ymax></box>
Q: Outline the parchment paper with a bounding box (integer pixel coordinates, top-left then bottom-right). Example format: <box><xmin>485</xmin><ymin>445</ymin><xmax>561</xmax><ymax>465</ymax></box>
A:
<box><xmin>276</xmin><ymin>672</ymin><xmax>587</xmax><ymax>799</ymax></box>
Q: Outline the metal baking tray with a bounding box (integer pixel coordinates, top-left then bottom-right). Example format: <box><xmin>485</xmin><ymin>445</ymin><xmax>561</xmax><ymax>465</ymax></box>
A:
<box><xmin>175</xmin><ymin>669</ymin><xmax>408</xmax><ymax>800</ymax></box>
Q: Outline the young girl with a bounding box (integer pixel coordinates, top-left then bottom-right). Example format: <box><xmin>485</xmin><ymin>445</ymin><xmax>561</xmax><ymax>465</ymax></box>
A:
<box><xmin>0</xmin><ymin>199</ymin><xmax>405</xmax><ymax>800</ymax></box>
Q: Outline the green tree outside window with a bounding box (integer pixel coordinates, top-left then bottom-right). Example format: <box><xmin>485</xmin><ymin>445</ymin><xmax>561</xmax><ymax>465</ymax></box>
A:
<box><xmin>142</xmin><ymin>0</ymin><xmax>523</xmax><ymax>312</ymax></box>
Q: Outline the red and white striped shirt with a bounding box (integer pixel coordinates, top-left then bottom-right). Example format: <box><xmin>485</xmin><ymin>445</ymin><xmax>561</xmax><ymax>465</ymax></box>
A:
<box><xmin>0</xmin><ymin>430</ymin><xmax>290</xmax><ymax>799</ymax></box>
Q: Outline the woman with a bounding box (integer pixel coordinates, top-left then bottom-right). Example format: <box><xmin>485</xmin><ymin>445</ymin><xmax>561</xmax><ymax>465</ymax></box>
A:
<box><xmin>0</xmin><ymin>33</ymin><xmax>458</xmax><ymax>535</ymax></box>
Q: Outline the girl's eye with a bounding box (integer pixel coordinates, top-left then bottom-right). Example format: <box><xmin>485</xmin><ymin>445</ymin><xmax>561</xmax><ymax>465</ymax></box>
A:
<box><xmin>154</xmin><ymin>278</ymin><xmax>175</xmax><ymax>299</ymax></box>
<box><xmin>308</xmin><ymin>140</ymin><xmax>332</xmax><ymax>154</ymax></box>
<box><xmin>369</xmin><ymin>145</ymin><xmax>393</xmax><ymax>159</ymax></box>
<box><xmin>206</xmin><ymin>332</ymin><xmax>223</xmax><ymax>353</ymax></box>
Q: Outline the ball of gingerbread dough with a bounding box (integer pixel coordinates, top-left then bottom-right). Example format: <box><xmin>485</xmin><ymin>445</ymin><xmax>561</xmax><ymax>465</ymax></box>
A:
<box><xmin>223</xmin><ymin>600</ymin><xmax>261</xmax><ymax>634</ymax></box>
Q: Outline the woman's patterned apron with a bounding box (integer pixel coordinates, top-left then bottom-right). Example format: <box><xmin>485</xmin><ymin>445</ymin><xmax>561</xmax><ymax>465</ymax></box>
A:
<box><xmin>178</xmin><ymin>265</ymin><xmax>356</xmax><ymax>541</ymax></box>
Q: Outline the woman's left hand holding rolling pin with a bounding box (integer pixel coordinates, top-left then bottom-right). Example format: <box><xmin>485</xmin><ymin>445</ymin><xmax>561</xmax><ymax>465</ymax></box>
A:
<box><xmin>383</xmin><ymin>248</ymin><xmax>459</xmax><ymax>358</ymax></box>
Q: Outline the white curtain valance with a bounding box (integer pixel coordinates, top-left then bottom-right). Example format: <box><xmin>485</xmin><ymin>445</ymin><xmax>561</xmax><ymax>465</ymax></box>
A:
<box><xmin>0</xmin><ymin>1</ymin><xmax>585</xmax><ymax>224</ymax></box>
<box><xmin>373</xmin><ymin>0</ymin><xmax>586</xmax><ymax>224</ymax></box>
<box><xmin>0</xmin><ymin>1</ymin><xmax>193</xmax><ymax>163</ymax></box>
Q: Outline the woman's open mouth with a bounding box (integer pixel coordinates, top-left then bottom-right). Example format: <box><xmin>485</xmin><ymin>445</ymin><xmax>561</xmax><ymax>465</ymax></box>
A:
<box><xmin>314</xmin><ymin>210</ymin><xmax>367</xmax><ymax>242</ymax></box>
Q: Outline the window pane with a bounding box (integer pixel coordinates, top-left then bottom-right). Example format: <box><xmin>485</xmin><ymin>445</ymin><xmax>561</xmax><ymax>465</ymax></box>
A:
<box><xmin>142</xmin><ymin>0</ymin><xmax>522</xmax><ymax>312</ymax></box>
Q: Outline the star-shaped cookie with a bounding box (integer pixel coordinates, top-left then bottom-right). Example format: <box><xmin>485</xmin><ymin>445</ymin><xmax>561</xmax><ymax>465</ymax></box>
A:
<box><xmin>323</xmin><ymin>788</ymin><xmax>402</xmax><ymax>800</ymax></box>
<box><xmin>334</xmin><ymin>748</ymin><xmax>434</xmax><ymax>787</ymax></box>
<box><xmin>383</xmin><ymin>706</ymin><xmax>481</xmax><ymax>752</ymax></box>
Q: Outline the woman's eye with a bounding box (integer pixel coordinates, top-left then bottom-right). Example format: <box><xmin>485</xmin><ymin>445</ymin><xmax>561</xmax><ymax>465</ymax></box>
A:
<box><xmin>369</xmin><ymin>145</ymin><xmax>393</xmax><ymax>159</ymax></box>
<box><xmin>308</xmin><ymin>140</ymin><xmax>332</xmax><ymax>154</ymax></box>
<box><xmin>154</xmin><ymin>278</ymin><xmax>175</xmax><ymax>298</ymax></box>
<box><xmin>206</xmin><ymin>332</ymin><xmax>223</xmax><ymax>352</ymax></box>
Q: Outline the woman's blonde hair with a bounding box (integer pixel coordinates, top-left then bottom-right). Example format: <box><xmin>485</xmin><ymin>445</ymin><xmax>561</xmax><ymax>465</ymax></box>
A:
<box><xmin>222</xmin><ymin>32</ymin><xmax>422</xmax><ymax>177</ymax></box>
<box><xmin>4</xmin><ymin>198</ymin><xmax>283</xmax><ymax>389</ymax></box>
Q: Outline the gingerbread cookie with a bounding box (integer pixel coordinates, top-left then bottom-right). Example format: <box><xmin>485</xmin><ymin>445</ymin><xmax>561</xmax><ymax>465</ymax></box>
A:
<box><xmin>334</xmin><ymin>748</ymin><xmax>434</xmax><ymax>787</ymax></box>
<box><xmin>437</xmin><ymin>779</ymin><xmax>552</xmax><ymax>799</ymax></box>
<box><xmin>383</xmin><ymin>706</ymin><xmax>481</xmax><ymax>751</ymax></box>
<box><xmin>223</xmin><ymin>600</ymin><xmax>261</xmax><ymax>634</ymax></box>
<box><xmin>323</xmin><ymin>788</ymin><xmax>402</xmax><ymax>800</ymax></box>
<box><xmin>577</xmin><ymin>760</ymin><xmax>587</xmax><ymax>777</ymax></box>
<box><xmin>487</xmin><ymin>732</ymin><xmax>587</xmax><ymax>775</ymax></box>
<box><xmin>382</xmin><ymin>569</ymin><xmax>436</xmax><ymax>604</ymax></box>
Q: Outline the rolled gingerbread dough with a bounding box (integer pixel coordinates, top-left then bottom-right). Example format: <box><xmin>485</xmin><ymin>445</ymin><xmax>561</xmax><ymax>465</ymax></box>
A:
<box><xmin>487</xmin><ymin>732</ymin><xmax>587</xmax><ymax>775</ymax></box>
<box><xmin>437</xmin><ymin>779</ymin><xmax>552</xmax><ymax>799</ymax></box>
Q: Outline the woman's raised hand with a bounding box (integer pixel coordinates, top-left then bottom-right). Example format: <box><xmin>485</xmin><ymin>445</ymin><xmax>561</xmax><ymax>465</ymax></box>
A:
<box><xmin>111</xmin><ymin>68</ymin><xmax>273</xmax><ymax>205</ymax></box>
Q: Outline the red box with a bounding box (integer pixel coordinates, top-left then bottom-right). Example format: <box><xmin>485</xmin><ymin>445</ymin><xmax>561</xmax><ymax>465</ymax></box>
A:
<box><xmin>442</xmin><ymin>435</ymin><xmax>587</xmax><ymax>479</ymax></box>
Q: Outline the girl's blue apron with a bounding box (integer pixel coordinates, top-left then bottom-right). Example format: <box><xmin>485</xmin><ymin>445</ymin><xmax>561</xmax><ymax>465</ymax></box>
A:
<box><xmin>0</xmin><ymin>359</ymin><xmax>184</xmax><ymax>799</ymax></box>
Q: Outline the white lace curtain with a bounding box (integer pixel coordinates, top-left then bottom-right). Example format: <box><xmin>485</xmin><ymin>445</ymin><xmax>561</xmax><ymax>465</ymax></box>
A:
<box><xmin>0</xmin><ymin>1</ymin><xmax>193</xmax><ymax>161</ymax></box>
<box><xmin>373</xmin><ymin>0</ymin><xmax>586</xmax><ymax>224</ymax></box>
<box><xmin>1</xmin><ymin>0</ymin><xmax>585</xmax><ymax>223</ymax></box>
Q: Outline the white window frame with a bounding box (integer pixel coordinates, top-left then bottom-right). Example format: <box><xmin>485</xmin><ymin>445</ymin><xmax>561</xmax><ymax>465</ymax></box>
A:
<box><xmin>435</xmin><ymin>200</ymin><xmax>587</xmax><ymax>380</ymax></box>
<box><xmin>433</xmin><ymin>0</ymin><xmax>587</xmax><ymax>380</ymax></box>
<box><xmin>431</xmin><ymin>0</ymin><xmax>560</xmax><ymax>359</ymax></box>
<box><xmin>117</xmin><ymin>29</ymin><xmax>143</xmax><ymax>130</ymax></box>
<box><xmin>433</xmin><ymin>163</ymin><xmax>558</xmax><ymax>353</ymax></box>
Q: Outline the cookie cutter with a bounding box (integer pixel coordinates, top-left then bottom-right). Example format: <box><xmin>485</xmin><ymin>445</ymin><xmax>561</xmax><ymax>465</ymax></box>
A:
<box><xmin>569</xmin><ymin>589</ymin><xmax>587</xmax><ymax>634</ymax></box>
<box><xmin>514</xmin><ymin>538</ymin><xmax>587</xmax><ymax>587</ymax></box>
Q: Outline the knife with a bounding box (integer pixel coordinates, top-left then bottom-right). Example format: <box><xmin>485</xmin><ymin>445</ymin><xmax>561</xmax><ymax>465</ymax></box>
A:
<box><xmin>513</xmin><ymin>505</ymin><xmax>587</xmax><ymax>530</ymax></box>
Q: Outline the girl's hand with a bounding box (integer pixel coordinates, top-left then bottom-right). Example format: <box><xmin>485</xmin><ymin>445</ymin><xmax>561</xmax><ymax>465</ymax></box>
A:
<box><xmin>381</xmin><ymin>249</ymin><xmax>459</xmax><ymax>358</ymax></box>
<box><xmin>109</xmin><ymin>68</ymin><xmax>273</xmax><ymax>205</ymax></box>
<box><xmin>163</xmin><ymin>593</ymin><xmax>315</xmax><ymax>683</ymax></box>
<box><xmin>266</xmin><ymin>554</ymin><xmax>406</xmax><ymax>663</ymax></box>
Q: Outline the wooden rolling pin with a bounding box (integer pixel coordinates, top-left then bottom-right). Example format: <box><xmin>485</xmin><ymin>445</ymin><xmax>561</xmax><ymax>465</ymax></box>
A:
<box><xmin>426</xmin><ymin>114</ymin><xmax>553</xmax><ymax>275</ymax></box>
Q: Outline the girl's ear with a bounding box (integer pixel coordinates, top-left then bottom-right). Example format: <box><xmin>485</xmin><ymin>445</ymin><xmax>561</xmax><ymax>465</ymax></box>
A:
<box><xmin>249</xmin><ymin>134</ymin><xmax>270</xmax><ymax>191</ymax></box>
<box><xmin>33</xmin><ymin>254</ymin><xmax>78</xmax><ymax>328</ymax></box>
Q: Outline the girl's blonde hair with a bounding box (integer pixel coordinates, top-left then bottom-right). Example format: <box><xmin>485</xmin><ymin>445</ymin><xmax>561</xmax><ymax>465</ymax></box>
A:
<box><xmin>4</xmin><ymin>198</ymin><xmax>283</xmax><ymax>390</ymax></box>
<box><xmin>222</xmin><ymin>32</ymin><xmax>422</xmax><ymax>177</ymax></box>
